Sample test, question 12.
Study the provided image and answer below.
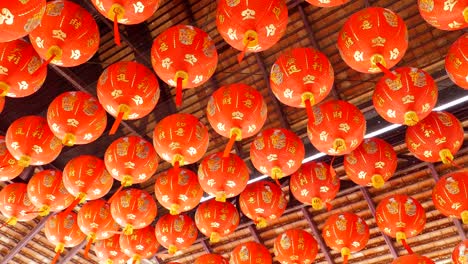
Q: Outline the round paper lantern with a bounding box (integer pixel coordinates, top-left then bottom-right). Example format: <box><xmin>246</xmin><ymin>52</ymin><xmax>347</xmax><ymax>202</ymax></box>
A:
<box><xmin>0</xmin><ymin>135</ymin><xmax>23</xmax><ymax>181</ymax></box>
<box><xmin>239</xmin><ymin>180</ymin><xmax>287</xmax><ymax>228</ymax></box>
<box><xmin>306</xmin><ymin>0</ymin><xmax>350</xmax><ymax>7</ymax></box>
<box><xmin>198</xmin><ymin>152</ymin><xmax>249</xmax><ymax>202</ymax></box>
<box><xmin>392</xmin><ymin>254</ymin><xmax>435</xmax><ymax>264</ymax></box>
<box><xmin>120</xmin><ymin>225</ymin><xmax>159</xmax><ymax>264</ymax></box>
<box><xmin>337</xmin><ymin>7</ymin><xmax>408</xmax><ymax>73</ymax></box>
<box><xmin>406</xmin><ymin>111</ymin><xmax>464</xmax><ymax>164</ymax></box>
<box><xmin>0</xmin><ymin>96</ymin><xmax>4</xmax><ymax>113</ymax></box>
<box><xmin>274</xmin><ymin>229</ymin><xmax>318</xmax><ymax>264</ymax></box>
<box><xmin>344</xmin><ymin>138</ymin><xmax>397</xmax><ymax>188</ymax></box>
<box><xmin>27</xmin><ymin>169</ymin><xmax>73</xmax><ymax>216</ymax></box>
<box><xmin>290</xmin><ymin>161</ymin><xmax>340</xmax><ymax>210</ymax></box>
<box><xmin>29</xmin><ymin>0</ymin><xmax>100</xmax><ymax>67</ymax></box>
<box><xmin>154</xmin><ymin>167</ymin><xmax>203</xmax><ymax>215</ymax></box>
<box><xmin>151</xmin><ymin>25</ymin><xmax>218</xmax><ymax>106</ymax></box>
<box><xmin>446</xmin><ymin>33</ymin><xmax>468</xmax><ymax>89</ymax></box>
<box><xmin>373</xmin><ymin>67</ymin><xmax>438</xmax><ymax>126</ymax></box>
<box><xmin>195</xmin><ymin>254</ymin><xmax>228</xmax><ymax>264</ymax></box>
<box><xmin>307</xmin><ymin>100</ymin><xmax>366</xmax><ymax>155</ymax></box>
<box><xmin>153</xmin><ymin>113</ymin><xmax>209</xmax><ymax>167</ymax></box>
<box><xmin>250</xmin><ymin>128</ymin><xmax>305</xmax><ymax>180</ymax></box>
<box><xmin>376</xmin><ymin>194</ymin><xmax>426</xmax><ymax>254</ymax></box>
<box><xmin>0</xmin><ymin>183</ymin><xmax>37</xmax><ymax>225</ymax></box>
<box><xmin>0</xmin><ymin>1</ymin><xmax>45</xmax><ymax>42</ymax></box>
<box><xmin>5</xmin><ymin>115</ymin><xmax>62</xmax><ymax>167</ymax></box>
<box><xmin>0</xmin><ymin>39</ymin><xmax>47</xmax><ymax>98</ymax></box>
<box><xmin>195</xmin><ymin>199</ymin><xmax>240</xmax><ymax>242</ymax></box>
<box><xmin>94</xmin><ymin>235</ymin><xmax>128</xmax><ymax>264</ymax></box>
<box><xmin>97</xmin><ymin>61</ymin><xmax>160</xmax><ymax>134</ymax></box>
<box><xmin>155</xmin><ymin>214</ymin><xmax>198</xmax><ymax>254</ymax></box>
<box><xmin>433</xmin><ymin>169</ymin><xmax>468</xmax><ymax>224</ymax></box>
<box><xmin>47</xmin><ymin>91</ymin><xmax>107</xmax><ymax>146</ymax></box>
<box><xmin>452</xmin><ymin>240</ymin><xmax>468</xmax><ymax>264</ymax></box>
<box><xmin>206</xmin><ymin>83</ymin><xmax>267</xmax><ymax>156</ymax></box>
<box><xmin>231</xmin><ymin>241</ymin><xmax>272</xmax><ymax>264</ymax></box>
<box><xmin>418</xmin><ymin>0</ymin><xmax>468</xmax><ymax>30</ymax></box>
<box><xmin>322</xmin><ymin>212</ymin><xmax>369</xmax><ymax>264</ymax></box>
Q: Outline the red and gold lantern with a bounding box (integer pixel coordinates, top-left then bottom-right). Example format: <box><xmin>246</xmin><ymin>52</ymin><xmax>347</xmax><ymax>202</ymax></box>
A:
<box><xmin>231</xmin><ymin>241</ymin><xmax>272</xmax><ymax>264</ymax></box>
<box><xmin>0</xmin><ymin>1</ymin><xmax>45</xmax><ymax>42</ymax></box>
<box><xmin>94</xmin><ymin>235</ymin><xmax>128</xmax><ymax>264</ymax></box>
<box><xmin>418</xmin><ymin>0</ymin><xmax>468</xmax><ymax>30</ymax></box>
<box><xmin>306</xmin><ymin>0</ymin><xmax>350</xmax><ymax>7</ymax></box>
<box><xmin>0</xmin><ymin>96</ymin><xmax>4</xmax><ymax>113</ymax></box>
<box><xmin>433</xmin><ymin>169</ymin><xmax>468</xmax><ymax>224</ymax></box>
<box><xmin>0</xmin><ymin>135</ymin><xmax>23</xmax><ymax>181</ymax></box>
<box><xmin>0</xmin><ymin>183</ymin><xmax>37</xmax><ymax>225</ymax></box>
<box><xmin>392</xmin><ymin>254</ymin><xmax>435</xmax><ymax>264</ymax></box>
<box><xmin>195</xmin><ymin>199</ymin><xmax>240</xmax><ymax>243</ymax></box>
<box><xmin>452</xmin><ymin>240</ymin><xmax>468</xmax><ymax>264</ymax></box>
<box><xmin>120</xmin><ymin>225</ymin><xmax>159</xmax><ymax>264</ymax></box>
<box><xmin>155</xmin><ymin>214</ymin><xmax>198</xmax><ymax>254</ymax></box>
<box><xmin>446</xmin><ymin>33</ymin><xmax>468</xmax><ymax>89</ymax></box>
<box><xmin>274</xmin><ymin>229</ymin><xmax>318</xmax><ymax>264</ymax></box>
<box><xmin>195</xmin><ymin>254</ymin><xmax>228</xmax><ymax>264</ymax></box>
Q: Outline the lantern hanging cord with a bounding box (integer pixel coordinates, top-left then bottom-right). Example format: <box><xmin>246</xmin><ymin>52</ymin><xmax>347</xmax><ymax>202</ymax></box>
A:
<box><xmin>63</xmin><ymin>192</ymin><xmax>86</xmax><ymax>216</ymax></box>
<box><xmin>84</xmin><ymin>232</ymin><xmax>96</xmax><ymax>258</ymax></box>
<box><xmin>304</xmin><ymin>98</ymin><xmax>315</xmax><ymax>124</ymax></box>
<box><xmin>376</xmin><ymin>63</ymin><xmax>396</xmax><ymax>79</ymax></box>
<box><xmin>400</xmin><ymin>238</ymin><xmax>414</xmax><ymax>254</ymax></box>
<box><xmin>51</xmin><ymin>243</ymin><xmax>65</xmax><ymax>264</ymax></box>
<box><xmin>113</xmin><ymin>12</ymin><xmax>121</xmax><ymax>46</ymax></box>
<box><xmin>237</xmin><ymin>35</ymin><xmax>255</xmax><ymax>64</ymax></box>
<box><xmin>33</xmin><ymin>54</ymin><xmax>56</xmax><ymax>76</ymax></box>
<box><xmin>223</xmin><ymin>128</ymin><xmax>241</xmax><ymax>158</ymax></box>
<box><xmin>176</xmin><ymin>77</ymin><xmax>183</xmax><ymax>106</ymax></box>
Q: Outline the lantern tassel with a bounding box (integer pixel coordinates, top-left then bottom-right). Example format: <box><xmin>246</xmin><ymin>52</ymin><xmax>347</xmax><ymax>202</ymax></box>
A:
<box><xmin>400</xmin><ymin>239</ymin><xmax>414</xmax><ymax>254</ymax></box>
<box><xmin>132</xmin><ymin>255</ymin><xmax>141</xmax><ymax>264</ymax></box>
<box><xmin>176</xmin><ymin>77</ymin><xmax>183</xmax><ymax>107</ymax></box>
<box><xmin>330</xmin><ymin>156</ymin><xmax>337</xmax><ymax>178</ymax></box>
<box><xmin>33</xmin><ymin>54</ymin><xmax>55</xmax><ymax>76</ymax></box>
<box><xmin>325</xmin><ymin>202</ymin><xmax>333</xmax><ymax>211</ymax></box>
<box><xmin>305</xmin><ymin>98</ymin><xmax>314</xmax><ymax>124</ymax></box>
<box><xmin>223</xmin><ymin>133</ymin><xmax>237</xmax><ymax>158</ymax></box>
<box><xmin>237</xmin><ymin>36</ymin><xmax>254</xmax><ymax>64</ymax></box>
<box><xmin>113</xmin><ymin>13</ymin><xmax>121</xmax><ymax>46</ymax></box>
<box><xmin>109</xmin><ymin>111</ymin><xmax>125</xmax><ymax>135</ymax></box>
<box><xmin>63</xmin><ymin>193</ymin><xmax>86</xmax><ymax>216</ymax></box>
<box><xmin>173</xmin><ymin>160</ymin><xmax>180</xmax><ymax>176</ymax></box>
<box><xmin>107</xmin><ymin>184</ymin><xmax>125</xmax><ymax>205</ymax></box>
<box><xmin>51</xmin><ymin>252</ymin><xmax>61</xmax><ymax>264</ymax></box>
<box><xmin>376</xmin><ymin>63</ymin><xmax>396</xmax><ymax>79</ymax></box>
<box><xmin>343</xmin><ymin>254</ymin><xmax>349</xmax><ymax>264</ymax></box>
<box><xmin>84</xmin><ymin>233</ymin><xmax>96</xmax><ymax>258</ymax></box>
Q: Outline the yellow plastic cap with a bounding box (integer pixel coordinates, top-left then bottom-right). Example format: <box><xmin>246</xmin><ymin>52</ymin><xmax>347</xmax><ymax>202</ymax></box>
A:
<box><xmin>311</xmin><ymin>197</ymin><xmax>323</xmax><ymax>210</ymax></box>
<box><xmin>371</xmin><ymin>174</ymin><xmax>385</xmax><ymax>188</ymax></box>
<box><xmin>403</xmin><ymin>111</ymin><xmax>419</xmax><ymax>126</ymax></box>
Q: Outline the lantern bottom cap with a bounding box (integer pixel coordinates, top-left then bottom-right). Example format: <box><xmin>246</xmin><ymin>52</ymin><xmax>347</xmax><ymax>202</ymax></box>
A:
<box><xmin>341</xmin><ymin>247</ymin><xmax>351</xmax><ymax>257</ymax></box>
<box><xmin>461</xmin><ymin>210</ymin><xmax>468</xmax><ymax>224</ymax></box>
<box><xmin>311</xmin><ymin>197</ymin><xmax>323</xmax><ymax>210</ymax></box>
<box><xmin>371</xmin><ymin>174</ymin><xmax>385</xmax><ymax>188</ymax></box>
<box><xmin>0</xmin><ymin>81</ymin><xmax>10</xmax><ymax>97</ymax></box>
<box><xmin>403</xmin><ymin>111</ymin><xmax>419</xmax><ymax>126</ymax></box>
<box><xmin>439</xmin><ymin>149</ymin><xmax>454</xmax><ymax>165</ymax></box>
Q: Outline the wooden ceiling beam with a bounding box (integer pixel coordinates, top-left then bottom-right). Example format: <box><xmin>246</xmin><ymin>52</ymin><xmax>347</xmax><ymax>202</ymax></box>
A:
<box><xmin>201</xmin><ymin>239</ymin><xmax>213</xmax><ymax>253</ymax></box>
<box><xmin>301</xmin><ymin>207</ymin><xmax>336</xmax><ymax>264</ymax></box>
<box><xmin>57</xmin><ymin>240</ymin><xmax>86</xmax><ymax>264</ymax></box>
<box><xmin>248</xmin><ymin>224</ymin><xmax>263</xmax><ymax>244</ymax></box>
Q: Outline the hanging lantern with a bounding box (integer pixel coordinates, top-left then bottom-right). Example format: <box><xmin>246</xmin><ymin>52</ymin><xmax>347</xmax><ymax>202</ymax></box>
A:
<box><xmin>94</xmin><ymin>235</ymin><xmax>128</xmax><ymax>264</ymax></box>
<box><xmin>45</xmin><ymin>211</ymin><xmax>86</xmax><ymax>264</ymax></box>
<box><xmin>195</xmin><ymin>254</ymin><xmax>229</xmax><ymax>264</ymax></box>
<box><xmin>120</xmin><ymin>225</ymin><xmax>159</xmax><ymax>264</ymax></box>
<box><xmin>151</xmin><ymin>25</ymin><xmax>218</xmax><ymax>106</ymax></box>
<box><xmin>154</xmin><ymin>167</ymin><xmax>203</xmax><ymax>215</ymax></box>
<box><xmin>0</xmin><ymin>96</ymin><xmax>4</xmax><ymax>113</ymax></box>
<box><xmin>198</xmin><ymin>152</ymin><xmax>249</xmax><ymax>202</ymax></box>
<box><xmin>155</xmin><ymin>214</ymin><xmax>198</xmax><ymax>254</ymax></box>
<box><xmin>307</xmin><ymin>100</ymin><xmax>366</xmax><ymax>155</ymax></box>
<box><xmin>446</xmin><ymin>33</ymin><xmax>468</xmax><ymax>89</ymax></box>
<box><xmin>239</xmin><ymin>180</ymin><xmax>287</xmax><ymax>228</ymax></box>
<box><xmin>322</xmin><ymin>212</ymin><xmax>370</xmax><ymax>264</ymax></box>
<box><xmin>376</xmin><ymin>194</ymin><xmax>426</xmax><ymax>254</ymax></box>
<box><xmin>216</xmin><ymin>0</ymin><xmax>288</xmax><ymax>62</ymax></box>
<box><xmin>337</xmin><ymin>7</ymin><xmax>408</xmax><ymax>73</ymax></box>
<box><xmin>29</xmin><ymin>0</ymin><xmax>100</xmax><ymax>67</ymax></box>
<box><xmin>0</xmin><ymin>1</ymin><xmax>45</xmax><ymax>42</ymax></box>
<box><xmin>306</xmin><ymin>0</ymin><xmax>350</xmax><ymax>7</ymax></box>
<box><xmin>373</xmin><ymin>67</ymin><xmax>438</xmax><ymax>126</ymax></box>
<box><xmin>47</xmin><ymin>91</ymin><xmax>107</xmax><ymax>146</ymax></box>
<box><xmin>344</xmin><ymin>138</ymin><xmax>397</xmax><ymax>188</ymax></box>
<box><xmin>231</xmin><ymin>241</ymin><xmax>272</xmax><ymax>264</ymax></box>
<box><xmin>290</xmin><ymin>161</ymin><xmax>340</xmax><ymax>210</ymax></box>
<box><xmin>110</xmin><ymin>188</ymin><xmax>157</xmax><ymax>235</ymax></box>
<box><xmin>0</xmin><ymin>183</ymin><xmax>37</xmax><ymax>225</ymax></box>
<box><xmin>195</xmin><ymin>199</ymin><xmax>240</xmax><ymax>243</ymax></box>
<box><xmin>418</xmin><ymin>0</ymin><xmax>468</xmax><ymax>30</ymax></box>
<box><xmin>433</xmin><ymin>169</ymin><xmax>468</xmax><ymax>224</ymax></box>
<box><xmin>406</xmin><ymin>111</ymin><xmax>464</xmax><ymax>165</ymax></box>
<box><xmin>250</xmin><ymin>128</ymin><xmax>305</xmax><ymax>181</ymax></box>
<box><xmin>206</xmin><ymin>83</ymin><xmax>267</xmax><ymax>156</ymax></box>
<box><xmin>97</xmin><ymin>61</ymin><xmax>160</xmax><ymax>134</ymax></box>
<box><xmin>0</xmin><ymin>39</ymin><xmax>47</xmax><ymax>98</ymax></box>
<box><xmin>5</xmin><ymin>115</ymin><xmax>62</xmax><ymax>167</ymax></box>
<box><xmin>452</xmin><ymin>240</ymin><xmax>468</xmax><ymax>264</ymax></box>
<box><xmin>392</xmin><ymin>254</ymin><xmax>435</xmax><ymax>264</ymax></box>
<box><xmin>27</xmin><ymin>169</ymin><xmax>73</xmax><ymax>216</ymax></box>
<box><xmin>274</xmin><ymin>229</ymin><xmax>318</xmax><ymax>264</ymax></box>
<box><xmin>153</xmin><ymin>113</ymin><xmax>209</xmax><ymax>168</ymax></box>
<box><xmin>0</xmin><ymin>135</ymin><xmax>23</xmax><ymax>181</ymax></box>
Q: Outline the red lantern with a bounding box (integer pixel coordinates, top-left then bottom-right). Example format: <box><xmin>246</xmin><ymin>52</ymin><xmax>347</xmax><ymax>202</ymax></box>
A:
<box><xmin>274</xmin><ymin>229</ymin><xmax>318</xmax><ymax>264</ymax></box>
<box><xmin>376</xmin><ymin>194</ymin><xmax>426</xmax><ymax>254</ymax></box>
<box><xmin>0</xmin><ymin>135</ymin><xmax>23</xmax><ymax>181</ymax></box>
<box><xmin>0</xmin><ymin>183</ymin><xmax>37</xmax><ymax>225</ymax></box>
<box><xmin>231</xmin><ymin>241</ymin><xmax>272</xmax><ymax>264</ymax></box>
<box><xmin>5</xmin><ymin>115</ymin><xmax>62</xmax><ymax>167</ymax></box>
<box><xmin>0</xmin><ymin>96</ymin><xmax>4</xmax><ymax>113</ymax></box>
<box><xmin>433</xmin><ymin>169</ymin><xmax>468</xmax><ymax>224</ymax></box>
<box><xmin>27</xmin><ymin>169</ymin><xmax>73</xmax><ymax>216</ymax></box>
<box><xmin>418</xmin><ymin>0</ymin><xmax>468</xmax><ymax>30</ymax></box>
<box><xmin>94</xmin><ymin>235</ymin><xmax>128</xmax><ymax>264</ymax></box>
<box><xmin>29</xmin><ymin>0</ymin><xmax>100</xmax><ymax>67</ymax></box>
<box><xmin>344</xmin><ymin>138</ymin><xmax>397</xmax><ymax>188</ymax></box>
<box><xmin>97</xmin><ymin>61</ymin><xmax>160</xmax><ymax>134</ymax></box>
<box><xmin>216</xmin><ymin>0</ymin><xmax>288</xmax><ymax>62</ymax></box>
<box><xmin>0</xmin><ymin>39</ymin><xmax>47</xmax><ymax>98</ymax></box>
<box><xmin>110</xmin><ymin>188</ymin><xmax>157</xmax><ymax>235</ymax></box>
<box><xmin>206</xmin><ymin>83</ymin><xmax>267</xmax><ymax>156</ymax></box>
<box><xmin>307</xmin><ymin>100</ymin><xmax>366</xmax><ymax>155</ymax></box>
<box><xmin>322</xmin><ymin>212</ymin><xmax>369</xmax><ymax>264</ymax></box>
<box><xmin>337</xmin><ymin>7</ymin><xmax>408</xmax><ymax>73</ymax></box>
<box><xmin>151</xmin><ymin>25</ymin><xmax>218</xmax><ymax>106</ymax></box>
<box><xmin>239</xmin><ymin>180</ymin><xmax>287</xmax><ymax>228</ymax></box>
<box><xmin>45</xmin><ymin>211</ymin><xmax>86</xmax><ymax>264</ymax></box>
<box><xmin>290</xmin><ymin>161</ymin><xmax>340</xmax><ymax>210</ymax></box>
<box><xmin>446</xmin><ymin>33</ymin><xmax>468</xmax><ymax>89</ymax></box>
<box><xmin>0</xmin><ymin>1</ymin><xmax>45</xmax><ymax>42</ymax></box>
<box><xmin>195</xmin><ymin>199</ymin><xmax>240</xmax><ymax>243</ymax></box>
<box><xmin>373</xmin><ymin>67</ymin><xmax>438</xmax><ymax>126</ymax></box>
<box><xmin>47</xmin><ymin>91</ymin><xmax>107</xmax><ymax>146</ymax></box>
<box><xmin>306</xmin><ymin>0</ymin><xmax>350</xmax><ymax>7</ymax></box>
<box><xmin>198</xmin><ymin>152</ymin><xmax>249</xmax><ymax>202</ymax></box>
<box><xmin>195</xmin><ymin>254</ymin><xmax>229</xmax><ymax>264</ymax></box>
<box><xmin>120</xmin><ymin>225</ymin><xmax>159</xmax><ymax>263</ymax></box>
<box><xmin>250</xmin><ymin>128</ymin><xmax>305</xmax><ymax>180</ymax></box>
<box><xmin>153</xmin><ymin>113</ymin><xmax>209</xmax><ymax>167</ymax></box>
<box><xmin>154</xmin><ymin>167</ymin><xmax>203</xmax><ymax>215</ymax></box>
<box><xmin>155</xmin><ymin>214</ymin><xmax>198</xmax><ymax>254</ymax></box>
<box><xmin>392</xmin><ymin>254</ymin><xmax>435</xmax><ymax>264</ymax></box>
<box><xmin>406</xmin><ymin>111</ymin><xmax>464</xmax><ymax>164</ymax></box>
<box><xmin>452</xmin><ymin>240</ymin><xmax>468</xmax><ymax>264</ymax></box>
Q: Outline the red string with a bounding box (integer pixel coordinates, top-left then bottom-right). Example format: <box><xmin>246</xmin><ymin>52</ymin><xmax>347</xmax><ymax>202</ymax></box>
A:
<box><xmin>109</xmin><ymin>111</ymin><xmax>125</xmax><ymax>135</ymax></box>
<box><xmin>24</xmin><ymin>210</ymin><xmax>42</xmax><ymax>214</ymax></box>
<box><xmin>63</xmin><ymin>196</ymin><xmax>81</xmax><ymax>216</ymax></box>
<box><xmin>449</xmin><ymin>158</ymin><xmax>464</xmax><ymax>170</ymax></box>
<box><xmin>32</xmin><ymin>54</ymin><xmax>55</xmax><ymax>76</ymax></box>
<box><xmin>376</xmin><ymin>63</ymin><xmax>396</xmax><ymax>78</ymax></box>
<box><xmin>329</xmin><ymin>156</ymin><xmax>337</xmax><ymax>178</ymax></box>
<box><xmin>51</xmin><ymin>252</ymin><xmax>61</xmax><ymax>264</ymax></box>
<box><xmin>113</xmin><ymin>13</ymin><xmax>121</xmax><ymax>46</ymax></box>
<box><xmin>401</xmin><ymin>239</ymin><xmax>414</xmax><ymax>254</ymax></box>
<box><xmin>305</xmin><ymin>98</ymin><xmax>314</xmax><ymax>124</ymax></box>
<box><xmin>343</xmin><ymin>254</ymin><xmax>349</xmax><ymax>264</ymax></box>
<box><xmin>83</xmin><ymin>238</ymin><xmax>93</xmax><ymax>258</ymax></box>
<box><xmin>325</xmin><ymin>202</ymin><xmax>333</xmax><ymax>212</ymax></box>
<box><xmin>107</xmin><ymin>184</ymin><xmax>125</xmax><ymax>205</ymax></box>
<box><xmin>176</xmin><ymin>77</ymin><xmax>183</xmax><ymax>106</ymax></box>
<box><xmin>223</xmin><ymin>134</ymin><xmax>237</xmax><ymax>158</ymax></box>
<box><xmin>173</xmin><ymin>160</ymin><xmax>180</xmax><ymax>176</ymax></box>
<box><xmin>237</xmin><ymin>37</ymin><xmax>253</xmax><ymax>64</ymax></box>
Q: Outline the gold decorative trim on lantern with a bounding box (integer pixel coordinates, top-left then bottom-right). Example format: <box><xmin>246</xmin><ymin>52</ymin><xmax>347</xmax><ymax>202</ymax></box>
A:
<box><xmin>117</xmin><ymin>104</ymin><xmax>131</xmax><ymax>120</ymax></box>
<box><xmin>168</xmin><ymin>245</ymin><xmax>178</xmax><ymax>254</ymax></box>
<box><xmin>371</xmin><ymin>174</ymin><xmax>385</xmax><ymax>188</ymax></box>
<box><xmin>123</xmin><ymin>224</ymin><xmax>134</xmax><ymax>235</ymax></box>
<box><xmin>369</xmin><ymin>54</ymin><xmax>386</xmax><ymax>73</ymax></box>
<box><xmin>256</xmin><ymin>217</ymin><xmax>268</xmax><ymax>228</ymax></box>
<box><xmin>396</xmin><ymin>231</ymin><xmax>406</xmax><ymax>243</ymax></box>
<box><xmin>215</xmin><ymin>191</ymin><xmax>227</xmax><ymax>202</ymax></box>
<box><xmin>311</xmin><ymin>197</ymin><xmax>323</xmax><ymax>210</ymax></box>
<box><xmin>403</xmin><ymin>111</ymin><xmax>419</xmax><ymax>126</ymax></box>
<box><xmin>6</xmin><ymin>216</ymin><xmax>17</xmax><ymax>226</ymax></box>
<box><xmin>333</xmin><ymin>138</ymin><xmax>347</xmax><ymax>153</ymax></box>
<box><xmin>39</xmin><ymin>204</ymin><xmax>51</xmax><ymax>216</ymax></box>
<box><xmin>108</xmin><ymin>4</ymin><xmax>125</xmax><ymax>22</ymax></box>
<box><xmin>62</xmin><ymin>133</ymin><xmax>76</xmax><ymax>147</ymax></box>
<box><xmin>171</xmin><ymin>154</ymin><xmax>185</xmax><ymax>167</ymax></box>
<box><xmin>46</xmin><ymin>46</ymin><xmax>63</xmax><ymax>63</ymax></box>
<box><xmin>439</xmin><ymin>148</ymin><xmax>454</xmax><ymax>165</ymax></box>
<box><xmin>121</xmin><ymin>175</ymin><xmax>133</xmax><ymax>187</ymax></box>
<box><xmin>461</xmin><ymin>210</ymin><xmax>468</xmax><ymax>224</ymax></box>
<box><xmin>18</xmin><ymin>155</ymin><xmax>32</xmax><ymax>167</ymax></box>
<box><xmin>271</xmin><ymin>166</ymin><xmax>283</xmax><ymax>180</ymax></box>
<box><xmin>210</xmin><ymin>231</ymin><xmax>220</xmax><ymax>243</ymax></box>
<box><xmin>242</xmin><ymin>30</ymin><xmax>259</xmax><ymax>47</ymax></box>
<box><xmin>301</xmin><ymin>92</ymin><xmax>316</xmax><ymax>107</ymax></box>
<box><xmin>55</xmin><ymin>242</ymin><xmax>65</xmax><ymax>254</ymax></box>
<box><xmin>174</xmin><ymin>71</ymin><xmax>189</xmax><ymax>87</ymax></box>
<box><xmin>230</xmin><ymin>127</ymin><xmax>242</xmax><ymax>141</ymax></box>
<box><xmin>170</xmin><ymin>203</ymin><xmax>180</xmax><ymax>215</ymax></box>
<box><xmin>341</xmin><ymin>247</ymin><xmax>351</xmax><ymax>259</ymax></box>
<box><xmin>0</xmin><ymin>82</ymin><xmax>10</xmax><ymax>97</ymax></box>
